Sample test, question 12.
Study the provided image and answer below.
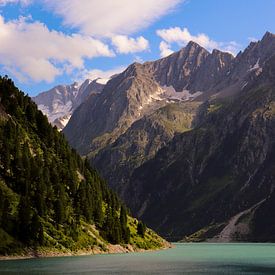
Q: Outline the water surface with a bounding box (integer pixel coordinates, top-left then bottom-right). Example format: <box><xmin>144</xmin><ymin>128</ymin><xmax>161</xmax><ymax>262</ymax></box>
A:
<box><xmin>1</xmin><ymin>243</ymin><xmax>275</xmax><ymax>274</ymax></box>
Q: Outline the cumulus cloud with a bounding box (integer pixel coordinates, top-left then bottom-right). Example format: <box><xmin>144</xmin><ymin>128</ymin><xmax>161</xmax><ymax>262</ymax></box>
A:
<box><xmin>111</xmin><ymin>35</ymin><xmax>149</xmax><ymax>54</ymax></box>
<box><xmin>157</xmin><ymin>27</ymin><xmax>241</xmax><ymax>56</ymax></box>
<box><xmin>44</xmin><ymin>0</ymin><xmax>183</xmax><ymax>37</ymax></box>
<box><xmin>0</xmin><ymin>16</ymin><xmax>113</xmax><ymax>83</ymax></box>
<box><xmin>157</xmin><ymin>27</ymin><xmax>218</xmax><ymax>50</ymax></box>
<box><xmin>0</xmin><ymin>0</ymin><xmax>31</xmax><ymax>5</ymax></box>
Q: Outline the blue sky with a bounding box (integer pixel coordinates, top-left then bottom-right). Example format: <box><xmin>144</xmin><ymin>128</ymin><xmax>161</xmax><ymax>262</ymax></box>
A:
<box><xmin>0</xmin><ymin>0</ymin><xmax>274</xmax><ymax>96</ymax></box>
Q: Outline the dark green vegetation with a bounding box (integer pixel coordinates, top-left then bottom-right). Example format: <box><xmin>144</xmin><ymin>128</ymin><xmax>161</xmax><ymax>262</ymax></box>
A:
<box><xmin>128</xmin><ymin>55</ymin><xmax>275</xmax><ymax>242</ymax></box>
<box><xmin>137</xmin><ymin>221</ymin><xmax>146</xmax><ymax>237</ymax></box>
<box><xmin>0</xmin><ymin>76</ymin><xmax>166</xmax><ymax>255</ymax></box>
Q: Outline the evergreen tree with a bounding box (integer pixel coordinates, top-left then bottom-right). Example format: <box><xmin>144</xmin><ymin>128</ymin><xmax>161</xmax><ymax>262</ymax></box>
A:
<box><xmin>120</xmin><ymin>206</ymin><xmax>130</xmax><ymax>243</ymax></box>
<box><xmin>137</xmin><ymin>221</ymin><xmax>146</xmax><ymax>237</ymax></box>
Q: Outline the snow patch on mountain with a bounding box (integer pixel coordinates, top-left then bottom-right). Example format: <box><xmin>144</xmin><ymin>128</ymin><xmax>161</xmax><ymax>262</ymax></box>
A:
<box><xmin>96</xmin><ymin>77</ymin><xmax>110</xmax><ymax>85</ymax></box>
<box><xmin>58</xmin><ymin>114</ymin><xmax>72</xmax><ymax>129</ymax></box>
<box><xmin>248</xmin><ymin>58</ymin><xmax>261</xmax><ymax>71</ymax></box>
<box><xmin>138</xmin><ymin>87</ymin><xmax>163</xmax><ymax>114</ymax></box>
<box><xmin>161</xmin><ymin>86</ymin><xmax>202</xmax><ymax>102</ymax></box>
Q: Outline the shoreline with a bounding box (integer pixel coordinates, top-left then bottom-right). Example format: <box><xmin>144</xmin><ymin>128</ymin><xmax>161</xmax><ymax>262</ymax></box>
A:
<box><xmin>0</xmin><ymin>242</ymin><xmax>173</xmax><ymax>261</ymax></box>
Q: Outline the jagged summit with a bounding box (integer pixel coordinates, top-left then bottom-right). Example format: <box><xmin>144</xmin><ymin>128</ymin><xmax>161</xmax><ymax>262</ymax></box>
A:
<box><xmin>262</xmin><ymin>31</ymin><xmax>275</xmax><ymax>41</ymax></box>
<box><xmin>185</xmin><ymin>40</ymin><xmax>207</xmax><ymax>51</ymax></box>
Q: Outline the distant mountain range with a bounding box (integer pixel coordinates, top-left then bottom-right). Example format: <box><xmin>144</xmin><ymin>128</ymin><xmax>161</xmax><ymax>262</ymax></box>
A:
<box><xmin>33</xmin><ymin>78</ymin><xmax>106</xmax><ymax>129</ymax></box>
<box><xmin>35</xmin><ymin>31</ymin><xmax>275</xmax><ymax>242</ymax></box>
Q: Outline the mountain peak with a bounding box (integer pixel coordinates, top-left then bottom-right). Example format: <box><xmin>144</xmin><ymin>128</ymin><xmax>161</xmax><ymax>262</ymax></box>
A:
<box><xmin>124</xmin><ymin>62</ymin><xmax>143</xmax><ymax>76</ymax></box>
<box><xmin>184</xmin><ymin>41</ymin><xmax>210</xmax><ymax>57</ymax></box>
<box><xmin>186</xmin><ymin>40</ymin><xmax>204</xmax><ymax>50</ymax></box>
<box><xmin>261</xmin><ymin>31</ymin><xmax>275</xmax><ymax>42</ymax></box>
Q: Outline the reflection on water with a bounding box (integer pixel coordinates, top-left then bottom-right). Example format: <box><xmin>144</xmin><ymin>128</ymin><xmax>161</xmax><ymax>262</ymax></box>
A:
<box><xmin>1</xmin><ymin>243</ymin><xmax>275</xmax><ymax>274</ymax></box>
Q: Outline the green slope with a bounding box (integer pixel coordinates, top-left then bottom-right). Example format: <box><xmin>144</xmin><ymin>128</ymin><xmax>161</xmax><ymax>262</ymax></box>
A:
<box><xmin>0</xmin><ymin>76</ymin><xmax>167</xmax><ymax>256</ymax></box>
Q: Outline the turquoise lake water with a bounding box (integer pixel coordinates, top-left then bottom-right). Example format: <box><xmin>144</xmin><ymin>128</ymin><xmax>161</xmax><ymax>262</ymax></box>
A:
<box><xmin>1</xmin><ymin>243</ymin><xmax>275</xmax><ymax>274</ymax></box>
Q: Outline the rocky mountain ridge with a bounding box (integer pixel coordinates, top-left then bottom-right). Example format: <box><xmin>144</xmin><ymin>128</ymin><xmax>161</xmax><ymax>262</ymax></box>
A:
<box><xmin>63</xmin><ymin>40</ymin><xmax>236</xmax><ymax>155</ymax></box>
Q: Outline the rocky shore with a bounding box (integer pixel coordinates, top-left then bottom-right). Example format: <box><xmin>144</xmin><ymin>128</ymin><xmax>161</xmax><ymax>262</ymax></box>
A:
<box><xmin>0</xmin><ymin>241</ymin><xmax>173</xmax><ymax>261</ymax></box>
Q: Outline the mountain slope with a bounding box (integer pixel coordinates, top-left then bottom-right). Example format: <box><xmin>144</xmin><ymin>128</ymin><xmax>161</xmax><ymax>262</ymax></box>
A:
<box><xmin>127</xmin><ymin>54</ymin><xmax>275</xmax><ymax>241</ymax></box>
<box><xmin>92</xmin><ymin>101</ymin><xmax>201</xmax><ymax>196</ymax></box>
<box><xmin>0</xmin><ymin>76</ymin><xmax>168</xmax><ymax>256</ymax></box>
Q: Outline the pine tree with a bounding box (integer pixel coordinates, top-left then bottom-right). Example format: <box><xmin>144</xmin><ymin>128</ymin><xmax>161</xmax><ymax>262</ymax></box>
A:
<box><xmin>120</xmin><ymin>206</ymin><xmax>130</xmax><ymax>243</ymax></box>
<box><xmin>137</xmin><ymin>221</ymin><xmax>146</xmax><ymax>237</ymax></box>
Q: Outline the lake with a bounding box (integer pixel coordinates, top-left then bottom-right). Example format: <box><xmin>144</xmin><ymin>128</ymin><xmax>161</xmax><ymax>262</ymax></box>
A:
<box><xmin>1</xmin><ymin>243</ymin><xmax>275</xmax><ymax>274</ymax></box>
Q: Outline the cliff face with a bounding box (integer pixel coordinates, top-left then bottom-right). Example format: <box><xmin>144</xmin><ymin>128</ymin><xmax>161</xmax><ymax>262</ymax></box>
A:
<box><xmin>146</xmin><ymin>42</ymin><xmax>233</xmax><ymax>92</ymax></box>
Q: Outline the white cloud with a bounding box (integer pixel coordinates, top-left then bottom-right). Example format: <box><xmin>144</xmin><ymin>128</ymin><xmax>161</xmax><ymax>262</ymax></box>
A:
<box><xmin>112</xmin><ymin>35</ymin><xmax>149</xmax><ymax>54</ymax></box>
<box><xmin>82</xmin><ymin>66</ymin><xmax>126</xmax><ymax>81</ymax></box>
<box><xmin>157</xmin><ymin>27</ymin><xmax>218</xmax><ymax>50</ymax></box>
<box><xmin>0</xmin><ymin>0</ymin><xmax>31</xmax><ymax>5</ymax></box>
<box><xmin>44</xmin><ymin>0</ymin><xmax>183</xmax><ymax>37</ymax></box>
<box><xmin>159</xmin><ymin>41</ymin><xmax>173</xmax><ymax>57</ymax></box>
<box><xmin>220</xmin><ymin>41</ymin><xmax>241</xmax><ymax>55</ymax></box>
<box><xmin>0</xmin><ymin>15</ymin><xmax>114</xmax><ymax>83</ymax></box>
<box><xmin>157</xmin><ymin>27</ymin><xmax>241</xmax><ymax>56</ymax></box>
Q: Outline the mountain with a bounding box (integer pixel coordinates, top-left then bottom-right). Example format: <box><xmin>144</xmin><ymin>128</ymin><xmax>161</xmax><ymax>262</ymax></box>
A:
<box><xmin>127</xmin><ymin>45</ymin><xmax>275</xmax><ymax>242</ymax></box>
<box><xmin>33</xmin><ymin>78</ymin><xmax>105</xmax><ymax>130</ymax></box>
<box><xmin>0</xmin><ymin>76</ymin><xmax>168</xmax><ymax>256</ymax></box>
<box><xmin>63</xmin><ymin>41</ymin><xmax>233</xmax><ymax>155</ymax></box>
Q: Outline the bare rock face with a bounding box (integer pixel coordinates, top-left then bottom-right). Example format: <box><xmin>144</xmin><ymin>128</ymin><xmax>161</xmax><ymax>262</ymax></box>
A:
<box><xmin>33</xmin><ymin>78</ymin><xmax>105</xmax><ymax>129</ymax></box>
<box><xmin>211</xmin><ymin>31</ymin><xmax>275</xmax><ymax>98</ymax></box>
<box><xmin>145</xmin><ymin>41</ymin><xmax>234</xmax><ymax>93</ymax></box>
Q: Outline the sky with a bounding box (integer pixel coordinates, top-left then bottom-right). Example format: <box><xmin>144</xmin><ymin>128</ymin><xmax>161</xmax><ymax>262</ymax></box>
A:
<box><xmin>0</xmin><ymin>0</ymin><xmax>274</xmax><ymax>96</ymax></box>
